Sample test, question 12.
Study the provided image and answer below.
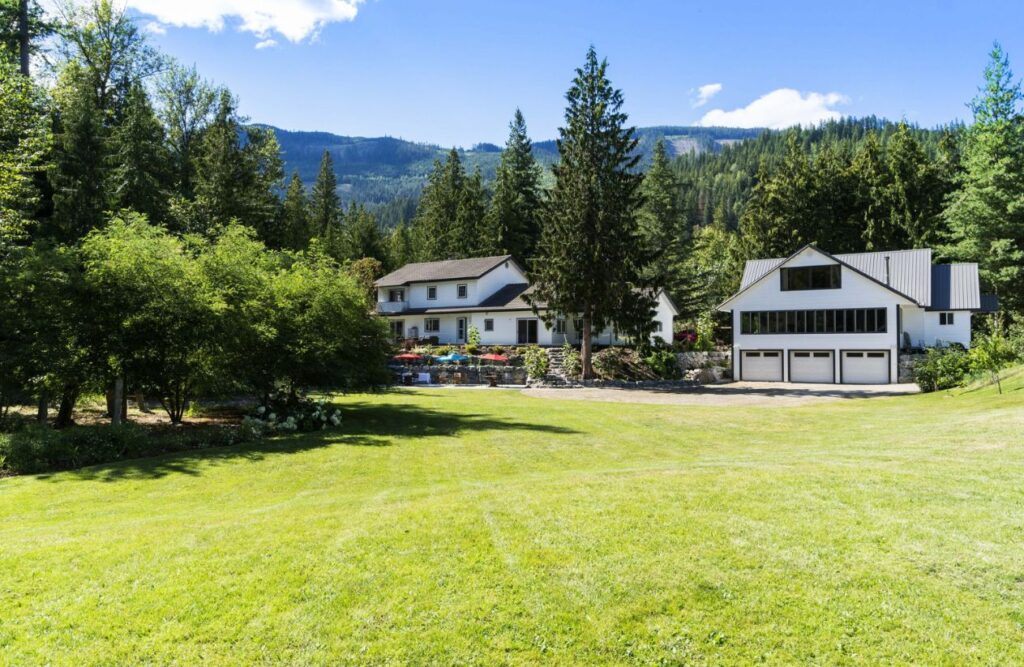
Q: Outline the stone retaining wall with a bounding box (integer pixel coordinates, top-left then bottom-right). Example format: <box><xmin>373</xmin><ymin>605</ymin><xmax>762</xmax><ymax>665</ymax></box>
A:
<box><xmin>676</xmin><ymin>350</ymin><xmax>732</xmax><ymax>383</ymax></box>
<box><xmin>392</xmin><ymin>364</ymin><xmax>528</xmax><ymax>385</ymax></box>
<box><xmin>898</xmin><ymin>353</ymin><xmax>926</xmax><ymax>384</ymax></box>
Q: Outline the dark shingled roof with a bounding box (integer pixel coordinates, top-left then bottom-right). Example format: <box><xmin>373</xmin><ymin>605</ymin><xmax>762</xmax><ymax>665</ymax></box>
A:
<box><xmin>374</xmin><ymin>255</ymin><xmax>513</xmax><ymax>287</ymax></box>
<box><xmin>477</xmin><ymin>283</ymin><xmax>531</xmax><ymax>308</ymax></box>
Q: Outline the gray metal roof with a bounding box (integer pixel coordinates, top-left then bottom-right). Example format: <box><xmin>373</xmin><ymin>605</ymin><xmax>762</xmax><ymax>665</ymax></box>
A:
<box><xmin>738</xmin><ymin>246</ymin><xmax>981</xmax><ymax>309</ymax></box>
<box><xmin>929</xmin><ymin>264</ymin><xmax>981</xmax><ymax>310</ymax></box>
<box><xmin>374</xmin><ymin>255</ymin><xmax>514</xmax><ymax>287</ymax></box>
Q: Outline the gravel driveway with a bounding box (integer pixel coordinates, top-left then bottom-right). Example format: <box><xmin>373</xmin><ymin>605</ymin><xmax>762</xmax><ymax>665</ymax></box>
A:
<box><xmin>522</xmin><ymin>382</ymin><xmax>919</xmax><ymax>407</ymax></box>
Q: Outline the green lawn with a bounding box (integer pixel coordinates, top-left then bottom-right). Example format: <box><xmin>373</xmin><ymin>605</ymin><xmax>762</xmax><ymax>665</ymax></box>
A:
<box><xmin>3</xmin><ymin>375</ymin><xmax>1024</xmax><ymax>665</ymax></box>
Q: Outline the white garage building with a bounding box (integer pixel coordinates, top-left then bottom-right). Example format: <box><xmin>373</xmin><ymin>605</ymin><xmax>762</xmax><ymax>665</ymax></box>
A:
<box><xmin>719</xmin><ymin>245</ymin><xmax>989</xmax><ymax>384</ymax></box>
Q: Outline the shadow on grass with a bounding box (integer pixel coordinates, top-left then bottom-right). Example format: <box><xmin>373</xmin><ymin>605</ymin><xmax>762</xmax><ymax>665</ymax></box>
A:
<box><xmin>41</xmin><ymin>400</ymin><xmax>580</xmax><ymax>483</ymax></box>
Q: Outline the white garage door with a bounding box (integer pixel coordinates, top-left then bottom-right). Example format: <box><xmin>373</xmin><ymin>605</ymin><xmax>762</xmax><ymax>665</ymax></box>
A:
<box><xmin>741</xmin><ymin>351</ymin><xmax>783</xmax><ymax>382</ymax></box>
<box><xmin>841</xmin><ymin>351</ymin><xmax>889</xmax><ymax>384</ymax></box>
<box><xmin>790</xmin><ymin>351</ymin><xmax>834</xmax><ymax>383</ymax></box>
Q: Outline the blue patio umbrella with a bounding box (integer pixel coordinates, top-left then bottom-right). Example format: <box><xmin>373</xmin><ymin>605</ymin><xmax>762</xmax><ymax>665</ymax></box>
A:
<box><xmin>436</xmin><ymin>353</ymin><xmax>470</xmax><ymax>364</ymax></box>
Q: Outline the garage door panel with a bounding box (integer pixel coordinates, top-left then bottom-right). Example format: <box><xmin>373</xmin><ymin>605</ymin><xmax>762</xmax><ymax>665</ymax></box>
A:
<box><xmin>790</xmin><ymin>351</ymin><xmax>834</xmax><ymax>383</ymax></box>
<box><xmin>741</xmin><ymin>351</ymin><xmax>782</xmax><ymax>382</ymax></box>
<box><xmin>841</xmin><ymin>351</ymin><xmax>889</xmax><ymax>384</ymax></box>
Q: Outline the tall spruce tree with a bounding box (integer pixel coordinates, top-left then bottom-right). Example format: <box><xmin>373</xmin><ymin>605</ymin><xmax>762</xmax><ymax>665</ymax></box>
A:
<box><xmin>309</xmin><ymin>150</ymin><xmax>344</xmax><ymax>256</ymax></box>
<box><xmin>345</xmin><ymin>202</ymin><xmax>386</xmax><ymax>262</ymax></box>
<box><xmin>280</xmin><ymin>171</ymin><xmax>311</xmax><ymax>250</ymax></box>
<box><xmin>943</xmin><ymin>42</ymin><xmax>1024</xmax><ymax>313</ymax></box>
<box><xmin>484</xmin><ymin>109</ymin><xmax>542</xmax><ymax>264</ymax></box>
<box><xmin>456</xmin><ymin>166</ymin><xmax>488</xmax><ymax>257</ymax></box>
<box><xmin>413</xmin><ymin>148</ymin><xmax>469</xmax><ymax>260</ymax></box>
<box><xmin>638</xmin><ymin>139</ymin><xmax>687</xmax><ymax>294</ymax></box>
<box><xmin>530</xmin><ymin>47</ymin><xmax>651</xmax><ymax>378</ymax></box>
<box><xmin>106</xmin><ymin>81</ymin><xmax>169</xmax><ymax>225</ymax></box>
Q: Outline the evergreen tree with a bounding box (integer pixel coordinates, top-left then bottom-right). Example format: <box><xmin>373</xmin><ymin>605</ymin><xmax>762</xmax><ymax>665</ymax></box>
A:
<box><xmin>106</xmin><ymin>81</ymin><xmax>169</xmax><ymax>225</ymax></box>
<box><xmin>638</xmin><ymin>139</ymin><xmax>687</xmax><ymax>294</ymax></box>
<box><xmin>413</xmin><ymin>148</ymin><xmax>468</xmax><ymax>260</ymax></box>
<box><xmin>530</xmin><ymin>47</ymin><xmax>651</xmax><ymax>378</ymax></box>
<box><xmin>49</xmin><ymin>61</ymin><xmax>107</xmax><ymax>243</ymax></box>
<box><xmin>344</xmin><ymin>202</ymin><xmax>386</xmax><ymax>262</ymax></box>
<box><xmin>943</xmin><ymin>42</ymin><xmax>1024</xmax><ymax>313</ymax></box>
<box><xmin>484</xmin><ymin>109</ymin><xmax>543</xmax><ymax>264</ymax></box>
<box><xmin>387</xmin><ymin>221</ymin><xmax>414</xmax><ymax>269</ymax></box>
<box><xmin>0</xmin><ymin>61</ymin><xmax>49</xmax><ymax>241</ymax></box>
<box><xmin>308</xmin><ymin>149</ymin><xmax>345</xmax><ymax>256</ymax></box>
<box><xmin>456</xmin><ymin>166</ymin><xmax>489</xmax><ymax>257</ymax></box>
<box><xmin>886</xmin><ymin>122</ymin><xmax>945</xmax><ymax>248</ymax></box>
<box><xmin>280</xmin><ymin>171</ymin><xmax>311</xmax><ymax>250</ymax></box>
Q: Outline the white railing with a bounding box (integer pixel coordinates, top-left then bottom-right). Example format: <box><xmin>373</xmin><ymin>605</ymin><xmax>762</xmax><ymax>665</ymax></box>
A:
<box><xmin>377</xmin><ymin>301</ymin><xmax>408</xmax><ymax>314</ymax></box>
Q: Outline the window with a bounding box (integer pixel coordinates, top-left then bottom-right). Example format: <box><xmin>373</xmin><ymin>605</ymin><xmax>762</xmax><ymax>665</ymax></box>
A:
<box><xmin>424</xmin><ymin>318</ymin><xmax>440</xmax><ymax>333</ymax></box>
<box><xmin>780</xmin><ymin>264</ymin><xmax>841</xmax><ymax>291</ymax></box>
<box><xmin>457</xmin><ymin>284</ymin><xmax>468</xmax><ymax>299</ymax></box>
<box><xmin>939</xmin><ymin>312</ymin><xmax>955</xmax><ymax>326</ymax></box>
<box><xmin>517</xmin><ymin>319</ymin><xmax>538</xmax><ymax>344</ymax></box>
<box><xmin>554</xmin><ymin>319</ymin><xmax>566</xmax><ymax>334</ymax></box>
<box><xmin>484</xmin><ymin>318</ymin><xmax>494</xmax><ymax>332</ymax></box>
<box><xmin>653</xmin><ymin>321</ymin><xmax>663</xmax><ymax>332</ymax></box>
<box><xmin>427</xmin><ymin>286</ymin><xmax>437</xmax><ymax>300</ymax></box>
<box><xmin>389</xmin><ymin>320</ymin><xmax>404</xmax><ymax>339</ymax></box>
<box><xmin>740</xmin><ymin>308</ymin><xmax>887</xmax><ymax>334</ymax></box>
<box><xmin>388</xmin><ymin>288</ymin><xmax>405</xmax><ymax>302</ymax></box>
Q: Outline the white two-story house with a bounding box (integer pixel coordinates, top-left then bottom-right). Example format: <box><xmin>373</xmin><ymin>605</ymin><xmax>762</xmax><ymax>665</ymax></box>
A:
<box><xmin>375</xmin><ymin>255</ymin><xmax>677</xmax><ymax>346</ymax></box>
<box><xmin>719</xmin><ymin>244</ymin><xmax>994</xmax><ymax>384</ymax></box>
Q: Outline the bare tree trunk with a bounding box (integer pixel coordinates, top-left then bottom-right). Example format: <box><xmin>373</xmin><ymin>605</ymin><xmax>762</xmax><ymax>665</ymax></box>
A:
<box><xmin>581</xmin><ymin>315</ymin><xmax>593</xmax><ymax>380</ymax></box>
<box><xmin>17</xmin><ymin>0</ymin><xmax>29</xmax><ymax>76</ymax></box>
<box><xmin>135</xmin><ymin>392</ymin><xmax>152</xmax><ymax>413</ymax></box>
<box><xmin>36</xmin><ymin>391</ymin><xmax>48</xmax><ymax>423</ymax></box>
<box><xmin>111</xmin><ymin>376</ymin><xmax>124</xmax><ymax>425</ymax></box>
<box><xmin>54</xmin><ymin>387</ymin><xmax>78</xmax><ymax>429</ymax></box>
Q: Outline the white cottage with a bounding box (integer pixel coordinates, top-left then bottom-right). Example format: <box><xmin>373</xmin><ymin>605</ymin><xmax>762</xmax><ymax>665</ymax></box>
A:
<box><xmin>719</xmin><ymin>244</ymin><xmax>995</xmax><ymax>384</ymax></box>
<box><xmin>375</xmin><ymin>255</ymin><xmax>677</xmax><ymax>346</ymax></box>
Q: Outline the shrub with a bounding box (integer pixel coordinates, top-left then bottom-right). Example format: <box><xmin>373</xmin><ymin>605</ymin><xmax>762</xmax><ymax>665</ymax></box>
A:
<box><xmin>467</xmin><ymin>325</ymin><xmax>481</xmax><ymax>347</ymax></box>
<box><xmin>250</xmin><ymin>394</ymin><xmax>342</xmax><ymax>433</ymax></box>
<box><xmin>969</xmin><ymin>326</ymin><xmax>1020</xmax><ymax>393</ymax></box>
<box><xmin>0</xmin><ymin>422</ymin><xmax>266</xmax><ymax>475</ymax></box>
<box><xmin>561</xmin><ymin>343</ymin><xmax>582</xmax><ymax>379</ymax></box>
<box><xmin>693</xmin><ymin>312</ymin><xmax>717</xmax><ymax>352</ymax></box>
<box><xmin>643</xmin><ymin>348</ymin><xmax>682</xmax><ymax>380</ymax></box>
<box><xmin>592</xmin><ymin>348</ymin><xmax>657</xmax><ymax>381</ymax></box>
<box><xmin>914</xmin><ymin>346</ymin><xmax>972</xmax><ymax>392</ymax></box>
<box><xmin>522</xmin><ymin>346</ymin><xmax>549</xmax><ymax>380</ymax></box>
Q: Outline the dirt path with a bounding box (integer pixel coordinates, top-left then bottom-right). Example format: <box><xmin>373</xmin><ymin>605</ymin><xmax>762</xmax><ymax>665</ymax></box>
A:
<box><xmin>522</xmin><ymin>382</ymin><xmax>919</xmax><ymax>407</ymax></box>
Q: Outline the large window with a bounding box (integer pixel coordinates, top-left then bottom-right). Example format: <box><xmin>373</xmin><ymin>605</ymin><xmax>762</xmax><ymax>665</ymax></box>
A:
<box><xmin>741</xmin><ymin>308</ymin><xmax>887</xmax><ymax>334</ymax></box>
<box><xmin>388</xmin><ymin>288</ymin><xmax>405</xmax><ymax>302</ymax></box>
<box><xmin>517</xmin><ymin>319</ymin><xmax>538</xmax><ymax>344</ymax></box>
<box><xmin>780</xmin><ymin>264</ymin><xmax>841</xmax><ymax>291</ymax></box>
<box><xmin>424</xmin><ymin>318</ymin><xmax>440</xmax><ymax>333</ymax></box>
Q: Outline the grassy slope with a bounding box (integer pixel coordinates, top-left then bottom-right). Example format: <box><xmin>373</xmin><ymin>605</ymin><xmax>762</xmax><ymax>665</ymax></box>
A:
<box><xmin>2</xmin><ymin>373</ymin><xmax>1024</xmax><ymax>665</ymax></box>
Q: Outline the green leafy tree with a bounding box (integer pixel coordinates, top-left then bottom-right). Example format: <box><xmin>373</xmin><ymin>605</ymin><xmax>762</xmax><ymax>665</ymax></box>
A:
<box><xmin>0</xmin><ymin>61</ymin><xmax>49</xmax><ymax>242</ymax></box>
<box><xmin>156</xmin><ymin>62</ymin><xmax>218</xmax><ymax>200</ymax></box>
<box><xmin>347</xmin><ymin>256</ymin><xmax>385</xmax><ymax>304</ymax></box>
<box><xmin>484</xmin><ymin>109</ymin><xmax>543</xmax><ymax>264</ymax></box>
<box><xmin>530</xmin><ymin>47</ymin><xmax>652</xmax><ymax>378</ymax></box>
<box><xmin>81</xmin><ymin>213</ymin><xmax>220</xmax><ymax>424</ymax></box>
<box><xmin>943</xmin><ymin>42</ymin><xmax>1024</xmax><ymax>313</ymax></box>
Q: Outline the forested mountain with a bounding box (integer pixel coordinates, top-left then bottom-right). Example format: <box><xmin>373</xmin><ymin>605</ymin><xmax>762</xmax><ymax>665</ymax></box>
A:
<box><xmin>265</xmin><ymin>124</ymin><xmax>765</xmax><ymax>206</ymax></box>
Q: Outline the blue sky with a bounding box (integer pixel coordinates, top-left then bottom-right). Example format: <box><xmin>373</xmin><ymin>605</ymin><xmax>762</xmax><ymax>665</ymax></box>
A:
<box><xmin>128</xmin><ymin>0</ymin><xmax>1024</xmax><ymax>147</ymax></box>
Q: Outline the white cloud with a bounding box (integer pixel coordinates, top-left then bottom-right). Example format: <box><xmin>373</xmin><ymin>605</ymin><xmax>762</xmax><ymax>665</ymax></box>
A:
<box><xmin>691</xmin><ymin>82</ymin><xmax>722</xmax><ymax>108</ymax></box>
<box><xmin>125</xmin><ymin>0</ymin><xmax>364</xmax><ymax>44</ymax></box>
<box><xmin>697</xmin><ymin>88</ymin><xmax>849</xmax><ymax>129</ymax></box>
<box><xmin>143</xmin><ymin>21</ymin><xmax>166</xmax><ymax>35</ymax></box>
<box><xmin>255</xmin><ymin>38</ymin><xmax>277</xmax><ymax>49</ymax></box>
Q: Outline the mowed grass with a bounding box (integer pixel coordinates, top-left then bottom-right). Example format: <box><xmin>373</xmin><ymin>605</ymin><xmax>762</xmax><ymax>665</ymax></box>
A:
<box><xmin>2</xmin><ymin>374</ymin><xmax>1024</xmax><ymax>665</ymax></box>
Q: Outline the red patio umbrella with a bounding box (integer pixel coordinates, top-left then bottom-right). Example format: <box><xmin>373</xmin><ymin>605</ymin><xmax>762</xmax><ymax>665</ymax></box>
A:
<box><xmin>393</xmin><ymin>353</ymin><xmax>423</xmax><ymax>362</ymax></box>
<box><xmin>479</xmin><ymin>353</ymin><xmax>509</xmax><ymax>363</ymax></box>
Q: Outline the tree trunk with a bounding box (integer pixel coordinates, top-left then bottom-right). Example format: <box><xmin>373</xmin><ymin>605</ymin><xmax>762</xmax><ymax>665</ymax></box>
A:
<box><xmin>54</xmin><ymin>387</ymin><xmax>78</xmax><ymax>429</ymax></box>
<box><xmin>111</xmin><ymin>376</ymin><xmax>124</xmax><ymax>425</ymax></box>
<box><xmin>581</xmin><ymin>315</ymin><xmax>594</xmax><ymax>379</ymax></box>
<box><xmin>17</xmin><ymin>0</ymin><xmax>29</xmax><ymax>76</ymax></box>
<box><xmin>135</xmin><ymin>392</ymin><xmax>152</xmax><ymax>413</ymax></box>
<box><xmin>36</xmin><ymin>391</ymin><xmax>48</xmax><ymax>423</ymax></box>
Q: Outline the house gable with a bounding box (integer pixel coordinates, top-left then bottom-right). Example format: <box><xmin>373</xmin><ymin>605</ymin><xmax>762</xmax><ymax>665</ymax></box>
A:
<box><xmin>720</xmin><ymin>245</ymin><xmax>918</xmax><ymax>311</ymax></box>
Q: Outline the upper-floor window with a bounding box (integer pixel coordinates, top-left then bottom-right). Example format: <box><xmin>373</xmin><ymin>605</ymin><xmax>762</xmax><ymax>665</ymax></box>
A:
<box><xmin>427</xmin><ymin>286</ymin><xmax>437</xmax><ymax>300</ymax></box>
<box><xmin>424</xmin><ymin>318</ymin><xmax>440</xmax><ymax>332</ymax></box>
<box><xmin>780</xmin><ymin>264</ymin><xmax>841</xmax><ymax>291</ymax></box>
<box><xmin>457</xmin><ymin>284</ymin><xmax>468</xmax><ymax>299</ymax></box>
<box><xmin>939</xmin><ymin>312</ymin><xmax>955</xmax><ymax>325</ymax></box>
<box><xmin>741</xmin><ymin>308</ymin><xmax>886</xmax><ymax>334</ymax></box>
<box><xmin>388</xmin><ymin>288</ymin><xmax>405</xmax><ymax>302</ymax></box>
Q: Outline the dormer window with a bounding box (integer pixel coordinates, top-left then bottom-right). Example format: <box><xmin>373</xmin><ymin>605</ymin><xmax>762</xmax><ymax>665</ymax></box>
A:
<box><xmin>781</xmin><ymin>264</ymin><xmax>841</xmax><ymax>291</ymax></box>
<box><xmin>457</xmin><ymin>284</ymin><xmax>468</xmax><ymax>299</ymax></box>
<box><xmin>427</xmin><ymin>286</ymin><xmax>437</xmax><ymax>300</ymax></box>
